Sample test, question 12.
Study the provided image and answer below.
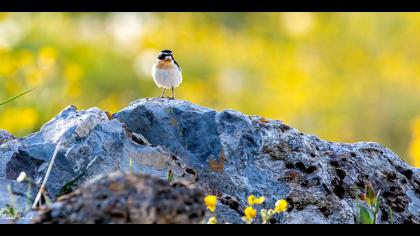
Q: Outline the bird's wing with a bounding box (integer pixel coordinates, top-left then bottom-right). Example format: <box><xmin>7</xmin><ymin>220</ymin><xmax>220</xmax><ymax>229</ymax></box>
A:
<box><xmin>174</xmin><ymin>60</ymin><xmax>182</xmax><ymax>71</ymax></box>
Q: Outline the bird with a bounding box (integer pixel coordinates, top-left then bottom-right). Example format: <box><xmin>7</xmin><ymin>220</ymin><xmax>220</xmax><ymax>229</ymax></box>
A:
<box><xmin>152</xmin><ymin>49</ymin><xmax>183</xmax><ymax>99</ymax></box>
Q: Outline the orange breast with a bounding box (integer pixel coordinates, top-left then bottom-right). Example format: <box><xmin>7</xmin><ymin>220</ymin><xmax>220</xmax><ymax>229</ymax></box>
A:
<box><xmin>156</xmin><ymin>60</ymin><xmax>174</xmax><ymax>69</ymax></box>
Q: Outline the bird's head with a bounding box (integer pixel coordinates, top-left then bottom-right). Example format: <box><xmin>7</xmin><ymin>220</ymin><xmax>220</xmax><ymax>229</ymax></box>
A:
<box><xmin>157</xmin><ymin>49</ymin><xmax>174</xmax><ymax>62</ymax></box>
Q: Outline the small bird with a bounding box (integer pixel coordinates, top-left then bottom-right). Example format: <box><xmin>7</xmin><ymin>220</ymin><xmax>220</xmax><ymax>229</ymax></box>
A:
<box><xmin>152</xmin><ymin>49</ymin><xmax>183</xmax><ymax>99</ymax></box>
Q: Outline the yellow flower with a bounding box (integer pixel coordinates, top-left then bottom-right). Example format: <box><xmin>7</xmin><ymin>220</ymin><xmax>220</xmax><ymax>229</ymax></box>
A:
<box><xmin>26</xmin><ymin>68</ymin><xmax>45</xmax><ymax>87</ymax></box>
<box><xmin>207</xmin><ymin>217</ymin><xmax>217</xmax><ymax>224</ymax></box>
<box><xmin>204</xmin><ymin>195</ymin><xmax>217</xmax><ymax>212</ymax></box>
<box><xmin>0</xmin><ymin>107</ymin><xmax>39</xmax><ymax>134</ymax></box>
<box><xmin>64</xmin><ymin>63</ymin><xmax>84</xmax><ymax>83</ymax></box>
<box><xmin>274</xmin><ymin>199</ymin><xmax>288</xmax><ymax>213</ymax></box>
<box><xmin>248</xmin><ymin>195</ymin><xmax>265</xmax><ymax>206</ymax></box>
<box><xmin>244</xmin><ymin>206</ymin><xmax>257</xmax><ymax>220</ymax></box>
<box><xmin>38</xmin><ymin>46</ymin><xmax>57</xmax><ymax>69</ymax></box>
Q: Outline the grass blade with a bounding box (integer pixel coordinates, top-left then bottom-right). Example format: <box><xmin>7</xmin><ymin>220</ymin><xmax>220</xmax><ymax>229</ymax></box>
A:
<box><xmin>389</xmin><ymin>207</ymin><xmax>394</xmax><ymax>224</ymax></box>
<box><xmin>358</xmin><ymin>204</ymin><xmax>373</xmax><ymax>224</ymax></box>
<box><xmin>0</xmin><ymin>88</ymin><xmax>34</xmax><ymax>106</ymax></box>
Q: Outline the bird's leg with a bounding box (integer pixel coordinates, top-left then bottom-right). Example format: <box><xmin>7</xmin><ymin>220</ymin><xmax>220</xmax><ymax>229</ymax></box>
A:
<box><xmin>161</xmin><ymin>88</ymin><xmax>166</xmax><ymax>98</ymax></box>
<box><xmin>171</xmin><ymin>86</ymin><xmax>175</xmax><ymax>100</ymax></box>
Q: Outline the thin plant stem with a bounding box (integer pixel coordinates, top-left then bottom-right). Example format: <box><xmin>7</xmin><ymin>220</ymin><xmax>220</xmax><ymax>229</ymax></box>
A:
<box><xmin>26</xmin><ymin>182</ymin><xmax>32</xmax><ymax>211</ymax></box>
<box><xmin>0</xmin><ymin>88</ymin><xmax>34</xmax><ymax>107</ymax></box>
<box><xmin>390</xmin><ymin>207</ymin><xmax>394</xmax><ymax>224</ymax></box>
<box><xmin>32</xmin><ymin>142</ymin><xmax>61</xmax><ymax>209</ymax></box>
<box><xmin>7</xmin><ymin>185</ymin><xmax>17</xmax><ymax>217</ymax></box>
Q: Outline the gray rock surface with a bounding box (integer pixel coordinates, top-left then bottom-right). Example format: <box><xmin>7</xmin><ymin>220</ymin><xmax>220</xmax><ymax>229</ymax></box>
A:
<box><xmin>114</xmin><ymin>98</ymin><xmax>420</xmax><ymax>224</ymax></box>
<box><xmin>0</xmin><ymin>129</ymin><xmax>15</xmax><ymax>145</ymax></box>
<box><xmin>0</xmin><ymin>104</ymin><xmax>195</xmax><ymax>223</ymax></box>
<box><xmin>1</xmin><ymin>98</ymin><xmax>419</xmax><ymax>224</ymax></box>
<box><xmin>32</xmin><ymin>171</ymin><xmax>205</xmax><ymax>224</ymax></box>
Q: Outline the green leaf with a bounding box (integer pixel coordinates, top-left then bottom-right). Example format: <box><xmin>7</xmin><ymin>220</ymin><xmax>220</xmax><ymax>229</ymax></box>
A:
<box><xmin>167</xmin><ymin>169</ymin><xmax>174</xmax><ymax>182</ymax></box>
<box><xmin>357</xmin><ymin>205</ymin><xmax>373</xmax><ymax>224</ymax></box>
<box><xmin>366</xmin><ymin>182</ymin><xmax>376</xmax><ymax>207</ymax></box>
<box><xmin>1</xmin><ymin>204</ymin><xmax>17</xmax><ymax>218</ymax></box>
<box><xmin>129</xmin><ymin>158</ymin><xmax>133</xmax><ymax>173</ymax></box>
<box><xmin>374</xmin><ymin>197</ymin><xmax>381</xmax><ymax>214</ymax></box>
<box><xmin>372</xmin><ymin>198</ymin><xmax>381</xmax><ymax>224</ymax></box>
<box><xmin>0</xmin><ymin>88</ymin><xmax>34</xmax><ymax>107</ymax></box>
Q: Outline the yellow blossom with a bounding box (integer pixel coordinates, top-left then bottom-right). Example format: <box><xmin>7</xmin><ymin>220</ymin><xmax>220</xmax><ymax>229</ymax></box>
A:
<box><xmin>64</xmin><ymin>63</ymin><xmax>84</xmax><ymax>83</ymax></box>
<box><xmin>99</xmin><ymin>95</ymin><xmax>122</xmax><ymax>113</ymax></box>
<box><xmin>244</xmin><ymin>206</ymin><xmax>257</xmax><ymax>220</ymax></box>
<box><xmin>409</xmin><ymin>117</ymin><xmax>420</xmax><ymax>167</ymax></box>
<box><xmin>248</xmin><ymin>195</ymin><xmax>265</xmax><ymax>206</ymax></box>
<box><xmin>38</xmin><ymin>46</ymin><xmax>57</xmax><ymax>69</ymax></box>
<box><xmin>0</xmin><ymin>13</ymin><xmax>9</xmax><ymax>21</ymax></box>
<box><xmin>207</xmin><ymin>217</ymin><xmax>217</xmax><ymax>224</ymax></box>
<box><xmin>18</xmin><ymin>50</ymin><xmax>35</xmax><ymax>67</ymax></box>
<box><xmin>0</xmin><ymin>107</ymin><xmax>39</xmax><ymax>134</ymax></box>
<box><xmin>204</xmin><ymin>195</ymin><xmax>217</xmax><ymax>212</ymax></box>
<box><xmin>26</xmin><ymin>68</ymin><xmax>45</xmax><ymax>87</ymax></box>
<box><xmin>274</xmin><ymin>199</ymin><xmax>288</xmax><ymax>213</ymax></box>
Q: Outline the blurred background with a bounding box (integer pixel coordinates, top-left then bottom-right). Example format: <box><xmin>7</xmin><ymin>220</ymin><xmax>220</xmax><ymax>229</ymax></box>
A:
<box><xmin>0</xmin><ymin>12</ymin><xmax>419</xmax><ymax>167</ymax></box>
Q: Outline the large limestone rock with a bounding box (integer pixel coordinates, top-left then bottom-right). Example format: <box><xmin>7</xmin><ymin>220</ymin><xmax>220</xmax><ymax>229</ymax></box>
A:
<box><xmin>0</xmin><ymin>105</ymin><xmax>195</xmax><ymax>223</ymax></box>
<box><xmin>32</xmin><ymin>171</ymin><xmax>205</xmax><ymax>224</ymax></box>
<box><xmin>114</xmin><ymin>98</ymin><xmax>420</xmax><ymax>224</ymax></box>
<box><xmin>1</xmin><ymin>98</ymin><xmax>419</xmax><ymax>224</ymax></box>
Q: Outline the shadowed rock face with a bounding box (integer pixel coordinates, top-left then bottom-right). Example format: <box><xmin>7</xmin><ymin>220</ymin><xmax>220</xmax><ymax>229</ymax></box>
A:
<box><xmin>1</xmin><ymin>98</ymin><xmax>419</xmax><ymax>224</ymax></box>
<box><xmin>32</xmin><ymin>171</ymin><xmax>206</xmax><ymax>224</ymax></box>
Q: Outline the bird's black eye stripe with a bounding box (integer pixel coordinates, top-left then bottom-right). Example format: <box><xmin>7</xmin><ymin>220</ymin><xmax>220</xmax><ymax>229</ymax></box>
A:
<box><xmin>158</xmin><ymin>50</ymin><xmax>174</xmax><ymax>60</ymax></box>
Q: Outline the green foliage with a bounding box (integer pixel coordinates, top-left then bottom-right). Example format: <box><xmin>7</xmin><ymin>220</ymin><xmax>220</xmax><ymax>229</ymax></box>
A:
<box><xmin>167</xmin><ymin>169</ymin><xmax>174</xmax><ymax>183</ymax></box>
<box><xmin>389</xmin><ymin>207</ymin><xmax>394</xmax><ymax>224</ymax></box>
<box><xmin>129</xmin><ymin>158</ymin><xmax>133</xmax><ymax>174</ymax></box>
<box><xmin>1</xmin><ymin>185</ymin><xmax>20</xmax><ymax>219</ymax></box>
<box><xmin>26</xmin><ymin>182</ymin><xmax>32</xmax><ymax>211</ymax></box>
<box><xmin>366</xmin><ymin>183</ymin><xmax>376</xmax><ymax>206</ymax></box>
<box><xmin>356</xmin><ymin>183</ymin><xmax>382</xmax><ymax>224</ymax></box>
<box><xmin>357</xmin><ymin>204</ymin><xmax>373</xmax><ymax>224</ymax></box>
<box><xmin>43</xmin><ymin>193</ymin><xmax>53</xmax><ymax>207</ymax></box>
<box><xmin>1</xmin><ymin>205</ymin><xmax>18</xmax><ymax>218</ymax></box>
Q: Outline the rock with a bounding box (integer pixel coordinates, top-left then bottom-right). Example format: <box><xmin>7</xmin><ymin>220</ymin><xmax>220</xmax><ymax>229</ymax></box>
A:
<box><xmin>1</xmin><ymin>98</ymin><xmax>419</xmax><ymax>224</ymax></box>
<box><xmin>32</xmin><ymin>171</ymin><xmax>205</xmax><ymax>224</ymax></box>
<box><xmin>0</xmin><ymin>105</ymin><xmax>196</xmax><ymax>216</ymax></box>
<box><xmin>0</xmin><ymin>129</ymin><xmax>15</xmax><ymax>145</ymax></box>
<box><xmin>114</xmin><ymin>98</ymin><xmax>420</xmax><ymax>224</ymax></box>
